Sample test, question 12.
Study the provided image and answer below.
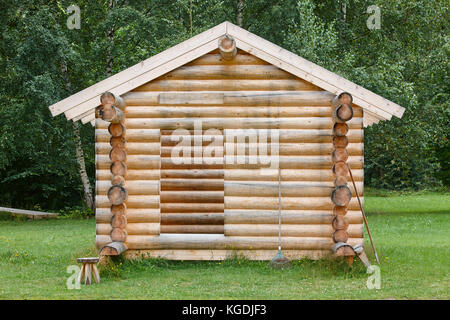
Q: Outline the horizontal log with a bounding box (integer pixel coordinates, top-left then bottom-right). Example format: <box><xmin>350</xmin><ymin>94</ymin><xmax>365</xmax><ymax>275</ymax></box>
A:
<box><xmin>157</xmin><ymin>156</ymin><xmax>363</xmax><ymax>170</ymax></box>
<box><xmin>223</xmin><ymin>181</ymin><xmax>363</xmax><ymax>197</ymax></box>
<box><xmin>224</xmin><ymin>197</ymin><xmax>362</xmax><ymax>210</ymax></box>
<box><xmin>97</xmin><ymin>223</ymin><xmax>160</xmax><ymax>236</ymax></box>
<box><xmin>160</xmin><ymin>225</ymin><xmax>224</xmax><ymax>234</ymax></box>
<box><xmin>96</xmin><ymin>208</ymin><xmax>160</xmax><ymax>223</ymax></box>
<box><xmin>96</xmin><ymin>234</ymin><xmax>363</xmax><ymax>250</ymax></box>
<box><xmin>96</xmin><ymin>142</ymin><xmax>160</xmax><ymax>155</ymax></box>
<box><xmin>224</xmin><ymin>224</ymin><xmax>362</xmax><ymax>238</ymax></box>
<box><xmin>223</xmin><ymin>142</ymin><xmax>362</xmax><ymax>156</ymax></box>
<box><xmin>97</xmin><ymin>155</ymin><xmax>160</xmax><ymax>170</ymax></box>
<box><xmin>96</xmin><ymin>169</ymin><xmax>160</xmax><ymax>180</ymax></box>
<box><xmin>160</xmin><ymin>191</ymin><xmax>224</xmax><ymax>203</ymax></box>
<box><xmin>123</xmin><ymin>91</ymin><xmax>334</xmax><ymax>106</ymax></box>
<box><xmin>160</xmin><ymin>135</ymin><xmax>223</xmax><ymax>147</ymax></box>
<box><xmin>161</xmin><ymin>158</ymin><xmax>223</xmax><ymax>169</ymax></box>
<box><xmin>159</xmin><ymin>92</ymin><xmax>224</xmax><ymax>105</ymax></box>
<box><xmin>96</xmin><ymin>127</ymin><xmax>363</xmax><ymax>143</ymax></box>
<box><xmin>160</xmin><ymin>65</ymin><xmax>297</xmax><ymax>80</ymax></box>
<box><xmin>161</xmin><ymin>213</ymin><xmax>224</xmax><ymax>225</ymax></box>
<box><xmin>96</xmin><ymin>129</ymin><xmax>160</xmax><ymax>142</ymax></box>
<box><xmin>124</xmin><ymin>117</ymin><xmax>363</xmax><ymax>130</ymax></box>
<box><xmin>161</xmin><ymin>146</ymin><xmax>223</xmax><ymax>158</ymax></box>
<box><xmin>134</xmin><ymin>79</ymin><xmax>320</xmax><ymax>92</ymax></box>
<box><xmin>97</xmin><ymin>180</ymin><xmax>159</xmax><ymax>195</ymax></box>
<box><xmin>161</xmin><ymin>203</ymin><xmax>224</xmax><ymax>213</ymax></box>
<box><xmin>124</xmin><ymin>106</ymin><xmax>362</xmax><ymax>118</ymax></box>
<box><xmin>224</xmin><ymin>168</ymin><xmax>363</xmax><ymax>181</ymax></box>
<box><xmin>222</xmin><ymin>156</ymin><xmax>363</xmax><ymax>169</ymax></box>
<box><xmin>96</xmin><ymin>195</ymin><xmax>159</xmax><ymax>208</ymax></box>
<box><xmin>161</xmin><ymin>169</ymin><xmax>224</xmax><ymax>179</ymax></box>
<box><xmin>185</xmin><ymin>53</ymin><xmax>269</xmax><ymax>65</ymax></box>
<box><xmin>160</xmin><ymin>179</ymin><xmax>224</xmax><ymax>191</ymax></box>
<box><xmin>224</xmin><ymin>210</ymin><xmax>362</xmax><ymax>224</ymax></box>
<box><xmin>123</xmin><ymin>249</ymin><xmax>331</xmax><ymax>260</ymax></box>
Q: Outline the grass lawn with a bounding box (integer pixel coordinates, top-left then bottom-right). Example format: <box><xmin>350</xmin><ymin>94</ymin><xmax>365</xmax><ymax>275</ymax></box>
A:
<box><xmin>0</xmin><ymin>191</ymin><xmax>448</xmax><ymax>299</ymax></box>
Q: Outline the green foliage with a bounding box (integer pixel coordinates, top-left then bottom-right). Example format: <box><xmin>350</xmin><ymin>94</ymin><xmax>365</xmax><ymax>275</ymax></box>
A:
<box><xmin>0</xmin><ymin>0</ymin><xmax>448</xmax><ymax>212</ymax></box>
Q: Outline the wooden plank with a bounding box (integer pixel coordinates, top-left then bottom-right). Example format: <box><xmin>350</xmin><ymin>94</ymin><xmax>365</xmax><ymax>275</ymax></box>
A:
<box><xmin>224</xmin><ymin>224</ymin><xmax>363</xmax><ymax>237</ymax></box>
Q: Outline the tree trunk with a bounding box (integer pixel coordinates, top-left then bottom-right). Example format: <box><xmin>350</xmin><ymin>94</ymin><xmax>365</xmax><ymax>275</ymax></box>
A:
<box><xmin>237</xmin><ymin>0</ymin><xmax>243</xmax><ymax>27</ymax></box>
<box><xmin>106</xmin><ymin>0</ymin><xmax>115</xmax><ymax>77</ymax></box>
<box><xmin>72</xmin><ymin>121</ymin><xmax>95</xmax><ymax>210</ymax></box>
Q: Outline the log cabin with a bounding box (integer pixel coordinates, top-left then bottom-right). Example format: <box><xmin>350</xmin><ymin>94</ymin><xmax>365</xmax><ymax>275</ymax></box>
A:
<box><xmin>48</xmin><ymin>22</ymin><xmax>405</xmax><ymax>263</ymax></box>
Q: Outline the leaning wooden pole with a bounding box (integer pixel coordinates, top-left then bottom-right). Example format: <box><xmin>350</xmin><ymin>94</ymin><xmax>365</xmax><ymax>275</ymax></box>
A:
<box><xmin>98</xmin><ymin>92</ymin><xmax>129</xmax><ymax>256</ymax></box>
<box><xmin>348</xmin><ymin>164</ymin><xmax>380</xmax><ymax>264</ymax></box>
<box><xmin>330</xmin><ymin>92</ymin><xmax>355</xmax><ymax>265</ymax></box>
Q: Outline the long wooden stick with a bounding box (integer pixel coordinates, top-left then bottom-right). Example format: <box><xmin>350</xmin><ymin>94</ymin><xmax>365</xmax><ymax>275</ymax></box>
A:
<box><xmin>347</xmin><ymin>164</ymin><xmax>380</xmax><ymax>264</ymax></box>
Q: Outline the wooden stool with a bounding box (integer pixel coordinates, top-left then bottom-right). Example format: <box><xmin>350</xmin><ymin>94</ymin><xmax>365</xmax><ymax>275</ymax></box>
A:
<box><xmin>77</xmin><ymin>257</ymin><xmax>100</xmax><ymax>285</ymax></box>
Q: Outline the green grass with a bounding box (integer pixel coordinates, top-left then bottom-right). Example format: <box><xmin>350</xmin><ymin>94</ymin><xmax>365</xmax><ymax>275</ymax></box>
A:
<box><xmin>0</xmin><ymin>192</ymin><xmax>449</xmax><ymax>299</ymax></box>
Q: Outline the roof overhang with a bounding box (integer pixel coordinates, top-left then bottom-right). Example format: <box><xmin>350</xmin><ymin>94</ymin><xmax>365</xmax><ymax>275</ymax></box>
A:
<box><xmin>48</xmin><ymin>21</ymin><xmax>405</xmax><ymax>127</ymax></box>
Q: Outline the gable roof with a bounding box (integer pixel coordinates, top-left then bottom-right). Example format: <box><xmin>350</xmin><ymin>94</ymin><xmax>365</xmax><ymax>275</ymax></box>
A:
<box><xmin>48</xmin><ymin>21</ymin><xmax>405</xmax><ymax>127</ymax></box>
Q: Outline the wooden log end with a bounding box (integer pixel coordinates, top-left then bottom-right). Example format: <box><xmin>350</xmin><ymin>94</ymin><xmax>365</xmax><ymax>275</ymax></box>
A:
<box><xmin>218</xmin><ymin>35</ymin><xmax>237</xmax><ymax>61</ymax></box>
<box><xmin>332</xmin><ymin>161</ymin><xmax>349</xmax><ymax>177</ymax></box>
<box><xmin>333</xmin><ymin>206</ymin><xmax>348</xmax><ymax>216</ymax></box>
<box><xmin>110</xmin><ymin>228</ymin><xmax>128</xmax><ymax>242</ymax></box>
<box><xmin>334</xmin><ymin>175</ymin><xmax>348</xmax><ymax>187</ymax></box>
<box><xmin>111</xmin><ymin>175</ymin><xmax>125</xmax><ymax>186</ymax></box>
<box><xmin>108</xmin><ymin>123</ymin><xmax>126</xmax><ymax>137</ymax></box>
<box><xmin>111</xmin><ymin>203</ymin><xmax>127</xmax><ymax>215</ymax></box>
<box><xmin>110</xmin><ymin>213</ymin><xmax>127</xmax><ymax>229</ymax></box>
<box><xmin>332</xmin><ymin>135</ymin><xmax>349</xmax><ymax>148</ymax></box>
<box><xmin>332</xmin><ymin>230</ymin><xmax>349</xmax><ymax>243</ymax></box>
<box><xmin>331</xmin><ymin>185</ymin><xmax>352</xmax><ymax>207</ymax></box>
<box><xmin>109</xmin><ymin>147</ymin><xmax>127</xmax><ymax>162</ymax></box>
<box><xmin>332</xmin><ymin>215</ymin><xmax>350</xmax><ymax>230</ymax></box>
<box><xmin>332</xmin><ymin>148</ymin><xmax>349</xmax><ymax>163</ymax></box>
<box><xmin>100</xmin><ymin>242</ymin><xmax>128</xmax><ymax>256</ymax></box>
<box><xmin>110</xmin><ymin>161</ymin><xmax>127</xmax><ymax>176</ymax></box>
<box><xmin>332</xmin><ymin>122</ymin><xmax>349</xmax><ymax>136</ymax></box>
<box><xmin>334</xmin><ymin>104</ymin><xmax>354</xmax><ymax>122</ymax></box>
<box><xmin>110</xmin><ymin>136</ymin><xmax>126</xmax><ymax>148</ymax></box>
<box><xmin>107</xmin><ymin>185</ymin><xmax>128</xmax><ymax>206</ymax></box>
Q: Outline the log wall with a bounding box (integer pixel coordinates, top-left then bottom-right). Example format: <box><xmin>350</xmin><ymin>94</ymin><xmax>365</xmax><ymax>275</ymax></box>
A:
<box><xmin>95</xmin><ymin>49</ymin><xmax>364</xmax><ymax>258</ymax></box>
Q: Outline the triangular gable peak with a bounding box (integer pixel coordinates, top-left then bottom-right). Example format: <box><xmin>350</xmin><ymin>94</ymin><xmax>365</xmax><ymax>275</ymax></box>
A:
<box><xmin>48</xmin><ymin>21</ymin><xmax>405</xmax><ymax>127</ymax></box>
